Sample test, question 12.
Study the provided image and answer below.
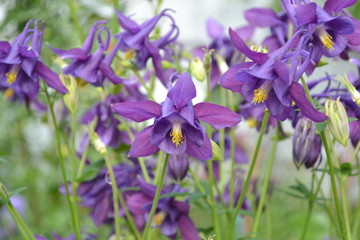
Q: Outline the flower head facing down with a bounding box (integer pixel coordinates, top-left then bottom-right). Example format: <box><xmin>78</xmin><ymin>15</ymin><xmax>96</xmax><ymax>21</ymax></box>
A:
<box><xmin>112</xmin><ymin>72</ymin><xmax>241</xmax><ymax>160</ymax></box>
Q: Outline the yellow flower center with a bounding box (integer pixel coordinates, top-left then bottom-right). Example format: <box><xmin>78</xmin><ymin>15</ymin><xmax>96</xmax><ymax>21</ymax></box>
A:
<box><xmin>170</xmin><ymin>123</ymin><xmax>184</xmax><ymax>147</ymax></box>
<box><xmin>153</xmin><ymin>211</ymin><xmax>167</xmax><ymax>227</ymax></box>
<box><xmin>316</xmin><ymin>27</ymin><xmax>334</xmax><ymax>50</ymax></box>
<box><xmin>4</xmin><ymin>88</ymin><xmax>14</xmax><ymax>99</ymax></box>
<box><xmin>125</xmin><ymin>49</ymin><xmax>136</xmax><ymax>60</ymax></box>
<box><xmin>252</xmin><ymin>81</ymin><xmax>272</xmax><ymax>104</ymax></box>
<box><xmin>5</xmin><ymin>65</ymin><xmax>21</xmax><ymax>85</ymax></box>
<box><xmin>247</xmin><ymin>117</ymin><xmax>257</xmax><ymax>128</ymax></box>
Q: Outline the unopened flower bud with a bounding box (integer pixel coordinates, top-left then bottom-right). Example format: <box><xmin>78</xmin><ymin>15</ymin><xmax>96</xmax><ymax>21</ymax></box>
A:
<box><xmin>203</xmin><ymin>49</ymin><xmax>214</xmax><ymax>72</ymax></box>
<box><xmin>211</xmin><ymin>139</ymin><xmax>222</xmax><ymax>161</ymax></box>
<box><xmin>93</xmin><ymin>137</ymin><xmax>107</xmax><ymax>155</ymax></box>
<box><xmin>190</xmin><ymin>57</ymin><xmax>206</xmax><ymax>81</ymax></box>
<box><xmin>337</xmin><ymin>74</ymin><xmax>360</xmax><ymax>106</ymax></box>
<box><xmin>325</xmin><ymin>97</ymin><xmax>349</xmax><ymax>146</ymax></box>
<box><xmin>292</xmin><ymin>118</ymin><xmax>322</xmax><ymax>169</ymax></box>
<box><xmin>167</xmin><ymin>154</ymin><xmax>189</xmax><ymax>181</ymax></box>
<box><xmin>60</xmin><ymin>74</ymin><xmax>78</xmax><ymax>114</ymax></box>
<box><xmin>162</xmin><ymin>60</ymin><xmax>176</xmax><ymax>69</ymax></box>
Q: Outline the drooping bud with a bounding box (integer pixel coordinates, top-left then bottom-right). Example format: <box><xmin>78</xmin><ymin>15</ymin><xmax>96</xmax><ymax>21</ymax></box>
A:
<box><xmin>203</xmin><ymin>49</ymin><xmax>215</xmax><ymax>72</ymax></box>
<box><xmin>292</xmin><ymin>118</ymin><xmax>322</xmax><ymax>169</ymax></box>
<box><xmin>60</xmin><ymin>74</ymin><xmax>78</xmax><ymax>114</ymax></box>
<box><xmin>325</xmin><ymin>97</ymin><xmax>350</xmax><ymax>146</ymax></box>
<box><xmin>211</xmin><ymin>139</ymin><xmax>222</xmax><ymax>161</ymax></box>
<box><xmin>167</xmin><ymin>154</ymin><xmax>189</xmax><ymax>181</ymax></box>
<box><xmin>190</xmin><ymin>57</ymin><xmax>206</xmax><ymax>81</ymax></box>
<box><xmin>336</xmin><ymin>74</ymin><xmax>360</xmax><ymax>106</ymax></box>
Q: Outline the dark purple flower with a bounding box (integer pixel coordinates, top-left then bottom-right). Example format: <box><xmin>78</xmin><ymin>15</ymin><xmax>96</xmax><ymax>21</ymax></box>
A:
<box><xmin>0</xmin><ymin>19</ymin><xmax>67</xmax><ymax>106</ymax></box>
<box><xmin>51</xmin><ymin>21</ymin><xmax>124</xmax><ymax>87</ymax></box>
<box><xmin>220</xmin><ymin>28</ymin><xmax>328</xmax><ymax>122</ymax></box>
<box><xmin>293</xmin><ymin>118</ymin><xmax>322</xmax><ymax>169</ymax></box>
<box><xmin>115</xmin><ymin>9</ymin><xmax>179</xmax><ymax>86</ymax></box>
<box><xmin>222</xmin><ymin>174</ymin><xmax>251</xmax><ymax>210</ymax></box>
<box><xmin>76</xmin><ymin>161</ymin><xmax>146</xmax><ymax>226</ymax></box>
<box><xmin>112</xmin><ymin>72</ymin><xmax>241</xmax><ymax>160</ymax></box>
<box><xmin>81</xmin><ymin>94</ymin><xmax>133</xmax><ymax>149</ymax></box>
<box><xmin>167</xmin><ymin>154</ymin><xmax>189</xmax><ymax>181</ymax></box>
<box><xmin>126</xmin><ymin>179</ymin><xmax>199</xmax><ymax>240</ymax></box>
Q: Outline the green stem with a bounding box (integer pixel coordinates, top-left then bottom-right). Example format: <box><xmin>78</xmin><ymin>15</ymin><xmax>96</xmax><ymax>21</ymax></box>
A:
<box><xmin>43</xmin><ymin>83</ymin><xmax>80</xmax><ymax>239</ymax></box>
<box><xmin>225</xmin><ymin>110</ymin><xmax>270</xmax><ymax>240</ymax></box>
<box><xmin>228</xmin><ymin>128</ymin><xmax>236</xmax><ymax>210</ymax></box>
<box><xmin>118</xmin><ymin>191</ymin><xmax>142</xmax><ymax>240</ymax></box>
<box><xmin>320</xmin><ymin>131</ymin><xmax>347</xmax><ymax>240</ymax></box>
<box><xmin>142</xmin><ymin>153</ymin><xmax>169</xmax><ymax>240</ymax></box>
<box><xmin>133</xmin><ymin>69</ymin><xmax>155</xmax><ymax>101</ymax></box>
<box><xmin>207</xmin><ymin>160</ymin><xmax>222</xmax><ymax>239</ymax></box>
<box><xmin>252</xmin><ymin>126</ymin><xmax>279</xmax><ymax>237</ymax></box>
<box><xmin>188</xmin><ymin>168</ymin><xmax>206</xmax><ymax>194</ymax></box>
<box><xmin>7</xmin><ymin>205</ymin><xmax>29</xmax><ymax>240</ymax></box>
<box><xmin>68</xmin><ymin>0</ymin><xmax>84</xmax><ymax>42</ymax></box>
<box><xmin>103</xmin><ymin>151</ymin><xmax>121</xmax><ymax>240</ymax></box>
<box><xmin>300</xmin><ymin>203</ymin><xmax>314</xmax><ymax>240</ymax></box>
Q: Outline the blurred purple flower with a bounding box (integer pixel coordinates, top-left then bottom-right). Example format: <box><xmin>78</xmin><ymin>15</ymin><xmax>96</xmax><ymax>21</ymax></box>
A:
<box><xmin>116</xmin><ymin>9</ymin><xmax>179</xmax><ymax>86</ymax></box>
<box><xmin>112</xmin><ymin>72</ymin><xmax>241</xmax><ymax>160</ymax></box>
<box><xmin>76</xmin><ymin>161</ymin><xmax>147</xmax><ymax>226</ymax></box>
<box><xmin>167</xmin><ymin>154</ymin><xmax>189</xmax><ymax>181</ymax></box>
<box><xmin>51</xmin><ymin>21</ymin><xmax>124</xmax><ymax>87</ymax></box>
<box><xmin>0</xmin><ymin>19</ymin><xmax>67</xmax><ymax>107</ymax></box>
<box><xmin>126</xmin><ymin>179</ymin><xmax>199</xmax><ymax>240</ymax></box>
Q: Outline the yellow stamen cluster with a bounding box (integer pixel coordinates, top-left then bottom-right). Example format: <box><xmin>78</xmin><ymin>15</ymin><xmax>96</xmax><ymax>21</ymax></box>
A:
<box><xmin>250</xmin><ymin>45</ymin><xmax>268</xmax><ymax>53</ymax></box>
<box><xmin>247</xmin><ymin>117</ymin><xmax>258</xmax><ymax>128</ymax></box>
<box><xmin>6</xmin><ymin>72</ymin><xmax>17</xmax><ymax>85</ymax></box>
<box><xmin>125</xmin><ymin>49</ymin><xmax>136</xmax><ymax>60</ymax></box>
<box><xmin>4</xmin><ymin>88</ymin><xmax>14</xmax><ymax>99</ymax></box>
<box><xmin>252</xmin><ymin>88</ymin><xmax>269</xmax><ymax>103</ymax></box>
<box><xmin>153</xmin><ymin>211</ymin><xmax>167</xmax><ymax>226</ymax></box>
<box><xmin>320</xmin><ymin>34</ymin><xmax>334</xmax><ymax>50</ymax></box>
<box><xmin>170</xmin><ymin>123</ymin><xmax>184</xmax><ymax>147</ymax></box>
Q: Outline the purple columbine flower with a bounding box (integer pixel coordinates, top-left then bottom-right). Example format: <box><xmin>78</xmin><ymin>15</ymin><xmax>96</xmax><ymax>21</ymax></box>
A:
<box><xmin>292</xmin><ymin>118</ymin><xmax>322</xmax><ymax>169</ymax></box>
<box><xmin>76</xmin><ymin>160</ymin><xmax>147</xmax><ymax>226</ymax></box>
<box><xmin>112</xmin><ymin>72</ymin><xmax>241</xmax><ymax>160</ymax></box>
<box><xmin>115</xmin><ymin>9</ymin><xmax>179</xmax><ymax>86</ymax></box>
<box><xmin>81</xmin><ymin>94</ymin><xmax>133</xmax><ymax>149</ymax></box>
<box><xmin>126</xmin><ymin>179</ymin><xmax>199</xmax><ymax>240</ymax></box>
<box><xmin>0</xmin><ymin>19</ymin><xmax>67</xmax><ymax>106</ymax></box>
<box><xmin>51</xmin><ymin>21</ymin><xmax>124</xmax><ymax>87</ymax></box>
<box><xmin>220</xmin><ymin>28</ymin><xmax>328</xmax><ymax>122</ymax></box>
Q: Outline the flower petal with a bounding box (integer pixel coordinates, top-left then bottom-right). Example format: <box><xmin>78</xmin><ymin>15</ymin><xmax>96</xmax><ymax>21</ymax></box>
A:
<box><xmin>229</xmin><ymin>28</ymin><xmax>269</xmax><ymax>64</ymax></box>
<box><xmin>289</xmin><ymin>82</ymin><xmax>328</xmax><ymax>122</ymax></box>
<box><xmin>178</xmin><ymin>214</ymin><xmax>200</xmax><ymax>240</ymax></box>
<box><xmin>194</xmin><ymin>102</ymin><xmax>241</xmax><ymax>129</ymax></box>
<box><xmin>115</xmin><ymin>10</ymin><xmax>141</xmax><ymax>33</ymax></box>
<box><xmin>295</xmin><ymin>3</ymin><xmax>317</xmax><ymax>27</ymax></box>
<box><xmin>126</xmin><ymin>193</ymin><xmax>151</xmax><ymax>215</ymax></box>
<box><xmin>151</xmin><ymin>117</ymin><xmax>172</xmax><ymax>145</ymax></box>
<box><xmin>35</xmin><ymin>61</ymin><xmax>68</xmax><ymax>94</ymax></box>
<box><xmin>245</xmin><ymin>8</ymin><xmax>283</xmax><ymax>27</ymax></box>
<box><xmin>167</xmin><ymin>72</ymin><xmax>196</xmax><ymax>109</ymax></box>
<box><xmin>185</xmin><ymin>135</ymin><xmax>212</xmax><ymax>161</ymax></box>
<box><xmin>206</xmin><ymin>18</ymin><xmax>224</xmax><ymax>39</ymax></box>
<box><xmin>112</xmin><ymin>100</ymin><xmax>162</xmax><ymax>122</ymax></box>
<box><xmin>159</xmin><ymin>133</ymin><xmax>187</xmax><ymax>155</ymax></box>
<box><xmin>220</xmin><ymin>62</ymin><xmax>254</xmax><ymax>92</ymax></box>
<box><xmin>324</xmin><ymin>0</ymin><xmax>357</xmax><ymax>14</ymax></box>
<box><xmin>129</xmin><ymin>126</ymin><xmax>160</xmax><ymax>157</ymax></box>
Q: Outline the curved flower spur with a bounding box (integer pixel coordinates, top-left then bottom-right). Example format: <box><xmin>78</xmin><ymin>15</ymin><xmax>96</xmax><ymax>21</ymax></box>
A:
<box><xmin>112</xmin><ymin>72</ymin><xmax>241</xmax><ymax>160</ymax></box>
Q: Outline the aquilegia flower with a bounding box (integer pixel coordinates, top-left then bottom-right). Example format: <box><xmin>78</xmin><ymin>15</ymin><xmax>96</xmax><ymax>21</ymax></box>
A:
<box><xmin>116</xmin><ymin>9</ymin><xmax>179</xmax><ymax>86</ymax></box>
<box><xmin>51</xmin><ymin>20</ymin><xmax>124</xmax><ymax>87</ymax></box>
<box><xmin>126</xmin><ymin>179</ymin><xmax>199</xmax><ymax>240</ymax></box>
<box><xmin>112</xmin><ymin>72</ymin><xmax>241</xmax><ymax>160</ymax></box>
<box><xmin>0</xmin><ymin>19</ymin><xmax>67</xmax><ymax>106</ymax></box>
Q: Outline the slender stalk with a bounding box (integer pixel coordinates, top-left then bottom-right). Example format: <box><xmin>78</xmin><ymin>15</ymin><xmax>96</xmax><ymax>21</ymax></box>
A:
<box><xmin>225</xmin><ymin>110</ymin><xmax>270</xmax><ymax>240</ymax></box>
<box><xmin>8</xmin><ymin>203</ymin><xmax>35</xmax><ymax>240</ymax></box>
<box><xmin>207</xmin><ymin>160</ymin><xmax>222</xmax><ymax>239</ymax></box>
<box><xmin>6</xmin><ymin>206</ymin><xmax>29</xmax><ymax>240</ymax></box>
<box><xmin>133</xmin><ymin>69</ymin><xmax>155</xmax><ymax>101</ymax></box>
<box><xmin>43</xmin><ymin>83</ymin><xmax>80</xmax><ymax>239</ymax></box>
<box><xmin>67</xmin><ymin>0</ymin><xmax>84</xmax><ymax>42</ymax></box>
<box><xmin>320</xmin><ymin>131</ymin><xmax>347</xmax><ymax>240</ymax></box>
<box><xmin>103</xmin><ymin>151</ymin><xmax>121</xmax><ymax>240</ymax></box>
<box><xmin>76</xmin><ymin>139</ymin><xmax>90</xmax><ymax>179</ymax></box>
<box><xmin>252</xmin><ymin>126</ymin><xmax>279</xmax><ymax>237</ymax></box>
<box><xmin>118</xmin><ymin>191</ymin><xmax>142</xmax><ymax>240</ymax></box>
<box><xmin>301</xmin><ymin>203</ymin><xmax>314</xmax><ymax>240</ymax></box>
<box><xmin>189</xmin><ymin>168</ymin><xmax>206</xmax><ymax>194</ymax></box>
<box><xmin>228</xmin><ymin>128</ymin><xmax>236</xmax><ymax>210</ymax></box>
<box><xmin>142</xmin><ymin>153</ymin><xmax>170</xmax><ymax>240</ymax></box>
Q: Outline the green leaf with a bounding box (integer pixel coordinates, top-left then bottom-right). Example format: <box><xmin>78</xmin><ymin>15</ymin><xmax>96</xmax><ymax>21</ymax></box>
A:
<box><xmin>8</xmin><ymin>187</ymin><xmax>27</xmax><ymax>199</ymax></box>
<box><xmin>77</xmin><ymin>159</ymin><xmax>105</xmax><ymax>182</ymax></box>
<box><xmin>316</xmin><ymin>121</ymin><xmax>328</xmax><ymax>132</ymax></box>
<box><xmin>348</xmin><ymin>117</ymin><xmax>358</xmax><ymax>123</ymax></box>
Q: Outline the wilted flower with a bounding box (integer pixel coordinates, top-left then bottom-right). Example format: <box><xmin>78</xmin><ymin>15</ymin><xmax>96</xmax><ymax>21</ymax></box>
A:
<box><xmin>325</xmin><ymin>97</ymin><xmax>350</xmax><ymax>146</ymax></box>
<box><xmin>126</xmin><ymin>179</ymin><xmax>199</xmax><ymax>240</ymax></box>
<box><xmin>0</xmin><ymin>19</ymin><xmax>67</xmax><ymax>107</ymax></box>
<box><xmin>293</xmin><ymin>118</ymin><xmax>322</xmax><ymax>169</ymax></box>
<box><xmin>112</xmin><ymin>72</ymin><xmax>241</xmax><ymax>160</ymax></box>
